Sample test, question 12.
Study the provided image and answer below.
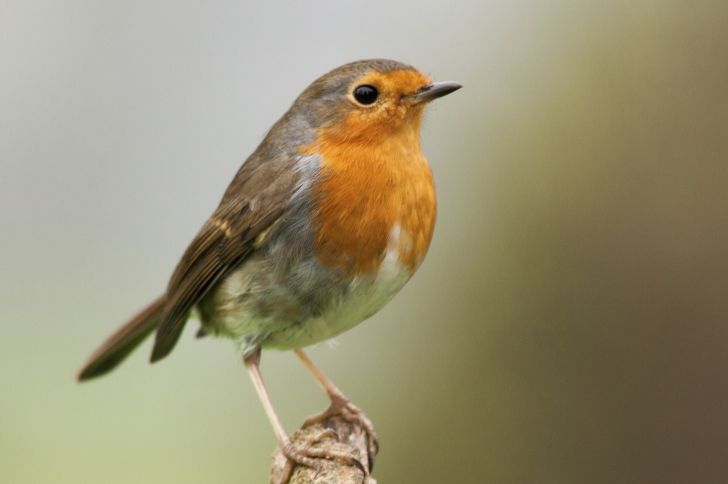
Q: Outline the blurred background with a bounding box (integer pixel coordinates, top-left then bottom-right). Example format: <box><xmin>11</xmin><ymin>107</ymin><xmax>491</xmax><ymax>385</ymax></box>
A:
<box><xmin>2</xmin><ymin>1</ymin><xmax>728</xmax><ymax>483</ymax></box>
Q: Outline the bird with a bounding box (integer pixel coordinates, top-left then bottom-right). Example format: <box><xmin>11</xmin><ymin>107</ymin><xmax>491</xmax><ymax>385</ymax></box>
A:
<box><xmin>77</xmin><ymin>58</ymin><xmax>461</xmax><ymax>479</ymax></box>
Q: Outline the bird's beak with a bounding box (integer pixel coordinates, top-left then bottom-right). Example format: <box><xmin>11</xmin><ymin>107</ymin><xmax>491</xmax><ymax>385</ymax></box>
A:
<box><xmin>409</xmin><ymin>81</ymin><xmax>462</xmax><ymax>104</ymax></box>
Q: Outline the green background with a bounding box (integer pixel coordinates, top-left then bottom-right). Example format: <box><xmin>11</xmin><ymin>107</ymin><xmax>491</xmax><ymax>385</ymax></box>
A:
<box><xmin>3</xmin><ymin>1</ymin><xmax>728</xmax><ymax>483</ymax></box>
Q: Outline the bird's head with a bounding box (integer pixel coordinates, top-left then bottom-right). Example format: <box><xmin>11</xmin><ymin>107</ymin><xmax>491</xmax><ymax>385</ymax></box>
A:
<box><xmin>291</xmin><ymin>59</ymin><xmax>461</xmax><ymax>145</ymax></box>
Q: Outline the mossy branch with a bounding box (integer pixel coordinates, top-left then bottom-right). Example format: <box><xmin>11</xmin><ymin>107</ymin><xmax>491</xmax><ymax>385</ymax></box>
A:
<box><xmin>269</xmin><ymin>414</ymin><xmax>378</xmax><ymax>484</ymax></box>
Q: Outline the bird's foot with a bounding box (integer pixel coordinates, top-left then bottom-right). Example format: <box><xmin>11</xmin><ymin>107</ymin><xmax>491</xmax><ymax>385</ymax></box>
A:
<box><xmin>303</xmin><ymin>393</ymin><xmax>379</xmax><ymax>470</ymax></box>
<box><xmin>274</xmin><ymin>427</ymin><xmax>367</xmax><ymax>484</ymax></box>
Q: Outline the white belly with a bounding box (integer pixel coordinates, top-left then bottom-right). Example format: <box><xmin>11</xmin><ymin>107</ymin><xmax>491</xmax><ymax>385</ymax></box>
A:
<box><xmin>199</xmin><ymin>223</ymin><xmax>415</xmax><ymax>355</ymax></box>
<box><xmin>266</xmin><ymin>222</ymin><xmax>413</xmax><ymax>349</ymax></box>
<box><xmin>263</xmin><ymin>245</ymin><xmax>411</xmax><ymax>350</ymax></box>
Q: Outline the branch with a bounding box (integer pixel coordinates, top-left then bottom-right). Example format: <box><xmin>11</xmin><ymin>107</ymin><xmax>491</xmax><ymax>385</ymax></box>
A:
<box><xmin>270</xmin><ymin>414</ymin><xmax>378</xmax><ymax>484</ymax></box>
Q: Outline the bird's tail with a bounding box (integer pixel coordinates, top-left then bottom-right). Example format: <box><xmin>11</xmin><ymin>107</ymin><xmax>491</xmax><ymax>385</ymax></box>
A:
<box><xmin>77</xmin><ymin>296</ymin><xmax>165</xmax><ymax>381</ymax></box>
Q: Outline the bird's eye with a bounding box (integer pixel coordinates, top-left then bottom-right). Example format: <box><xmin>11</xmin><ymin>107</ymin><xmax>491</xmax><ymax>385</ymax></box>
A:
<box><xmin>352</xmin><ymin>85</ymin><xmax>379</xmax><ymax>105</ymax></box>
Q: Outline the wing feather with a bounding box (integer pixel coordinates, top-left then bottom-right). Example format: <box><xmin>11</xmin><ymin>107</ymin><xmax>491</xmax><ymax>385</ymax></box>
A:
<box><xmin>150</xmin><ymin>155</ymin><xmax>301</xmax><ymax>362</ymax></box>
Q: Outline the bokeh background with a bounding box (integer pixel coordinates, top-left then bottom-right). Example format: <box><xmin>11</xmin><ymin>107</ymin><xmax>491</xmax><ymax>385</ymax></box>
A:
<box><xmin>3</xmin><ymin>1</ymin><xmax>728</xmax><ymax>483</ymax></box>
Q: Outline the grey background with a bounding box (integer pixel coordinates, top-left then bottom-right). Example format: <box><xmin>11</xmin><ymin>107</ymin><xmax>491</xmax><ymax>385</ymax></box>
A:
<box><xmin>2</xmin><ymin>1</ymin><xmax>728</xmax><ymax>483</ymax></box>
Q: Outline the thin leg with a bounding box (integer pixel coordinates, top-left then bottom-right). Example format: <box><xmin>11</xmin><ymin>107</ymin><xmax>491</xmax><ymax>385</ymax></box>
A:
<box><xmin>243</xmin><ymin>349</ymin><xmax>365</xmax><ymax>483</ymax></box>
<box><xmin>293</xmin><ymin>348</ymin><xmax>379</xmax><ymax>468</ymax></box>
<box><xmin>293</xmin><ymin>348</ymin><xmax>346</xmax><ymax>399</ymax></box>
<box><xmin>244</xmin><ymin>349</ymin><xmax>288</xmax><ymax>445</ymax></box>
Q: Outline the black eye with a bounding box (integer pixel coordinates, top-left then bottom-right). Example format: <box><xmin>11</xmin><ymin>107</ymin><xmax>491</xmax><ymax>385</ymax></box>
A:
<box><xmin>353</xmin><ymin>85</ymin><xmax>379</xmax><ymax>105</ymax></box>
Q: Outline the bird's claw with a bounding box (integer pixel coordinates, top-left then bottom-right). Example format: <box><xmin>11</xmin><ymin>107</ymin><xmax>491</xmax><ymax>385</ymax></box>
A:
<box><xmin>303</xmin><ymin>395</ymin><xmax>379</xmax><ymax>470</ymax></box>
<box><xmin>273</xmin><ymin>427</ymin><xmax>367</xmax><ymax>484</ymax></box>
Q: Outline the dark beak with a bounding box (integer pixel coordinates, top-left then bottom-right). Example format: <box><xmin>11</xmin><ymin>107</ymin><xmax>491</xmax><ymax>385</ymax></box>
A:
<box><xmin>409</xmin><ymin>81</ymin><xmax>462</xmax><ymax>104</ymax></box>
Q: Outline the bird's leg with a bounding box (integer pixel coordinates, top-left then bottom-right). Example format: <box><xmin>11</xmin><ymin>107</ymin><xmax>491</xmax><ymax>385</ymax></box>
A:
<box><xmin>243</xmin><ymin>349</ymin><xmax>366</xmax><ymax>483</ymax></box>
<box><xmin>293</xmin><ymin>348</ymin><xmax>379</xmax><ymax>468</ymax></box>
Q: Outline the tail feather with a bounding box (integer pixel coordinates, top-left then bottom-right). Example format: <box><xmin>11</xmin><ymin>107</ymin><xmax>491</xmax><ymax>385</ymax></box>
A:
<box><xmin>77</xmin><ymin>296</ymin><xmax>165</xmax><ymax>381</ymax></box>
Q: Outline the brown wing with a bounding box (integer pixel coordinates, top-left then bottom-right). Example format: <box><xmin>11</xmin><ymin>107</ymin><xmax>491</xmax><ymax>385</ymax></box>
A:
<box><xmin>150</xmin><ymin>154</ymin><xmax>301</xmax><ymax>362</ymax></box>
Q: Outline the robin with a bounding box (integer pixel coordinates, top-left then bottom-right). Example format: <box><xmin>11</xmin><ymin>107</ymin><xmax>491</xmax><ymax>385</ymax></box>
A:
<box><xmin>78</xmin><ymin>58</ymin><xmax>461</xmax><ymax>479</ymax></box>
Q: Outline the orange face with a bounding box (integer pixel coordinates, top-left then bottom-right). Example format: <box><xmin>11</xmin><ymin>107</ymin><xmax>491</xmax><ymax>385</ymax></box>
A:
<box><xmin>302</xmin><ymin>69</ymin><xmax>438</xmax><ymax>277</ymax></box>
<box><xmin>324</xmin><ymin>69</ymin><xmax>433</xmax><ymax>144</ymax></box>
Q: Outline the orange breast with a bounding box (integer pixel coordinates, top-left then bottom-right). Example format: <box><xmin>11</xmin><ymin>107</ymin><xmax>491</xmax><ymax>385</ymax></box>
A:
<box><xmin>302</xmin><ymin>118</ymin><xmax>436</xmax><ymax>277</ymax></box>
